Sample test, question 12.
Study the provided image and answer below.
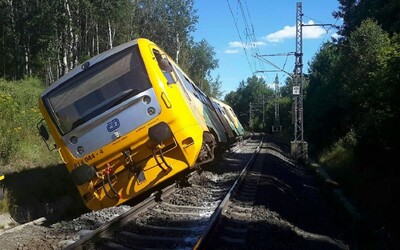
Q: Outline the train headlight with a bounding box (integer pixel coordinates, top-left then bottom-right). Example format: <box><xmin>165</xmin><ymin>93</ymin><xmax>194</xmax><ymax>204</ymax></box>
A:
<box><xmin>77</xmin><ymin>146</ymin><xmax>85</xmax><ymax>155</ymax></box>
<box><xmin>70</xmin><ymin>136</ymin><xmax>78</xmax><ymax>144</ymax></box>
<box><xmin>147</xmin><ymin>107</ymin><xmax>156</xmax><ymax>115</ymax></box>
<box><xmin>142</xmin><ymin>95</ymin><xmax>151</xmax><ymax>104</ymax></box>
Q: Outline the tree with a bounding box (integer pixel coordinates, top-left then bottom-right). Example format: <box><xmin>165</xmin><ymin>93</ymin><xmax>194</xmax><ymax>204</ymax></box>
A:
<box><xmin>132</xmin><ymin>0</ymin><xmax>198</xmax><ymax>62</ymax></box>
<box><xmin>0</xmin><ymin>0</ymin><xmax>220</xmax><ymax>90</ymax></box>
<box><xmin>342</xmin><ymin>19</ymin><xmax>398</xmax><ymax>169</ymax></box>
<box><xmin>209</xmin><ymin>75</ymin><xmax>223</xmax><ymax>99</ymax></box>
<box><xmin>224</xmin><ymin>75</ymin><xmax>273</xmax><ymax>130</ymax></box>
<box><xmin>304</xmin><ymin>42</ymin><xmax>348</xmax><ymax>151</ymax></box>
<box><xmin>334</xmin><ymin>0</ymin><xmax>400</xmax><ymax>38</ymax></box>
<box><xmin>184</xmin><ymin>39</ymin><xmax>218</xmax><ymax>93</ymax></box>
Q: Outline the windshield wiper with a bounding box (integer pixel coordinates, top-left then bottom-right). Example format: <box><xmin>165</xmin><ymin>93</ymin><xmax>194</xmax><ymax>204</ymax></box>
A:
<box><xmin>71</xmin><ymin>89</ymin><xmax>138</xmax><ymax>130</ymax></box>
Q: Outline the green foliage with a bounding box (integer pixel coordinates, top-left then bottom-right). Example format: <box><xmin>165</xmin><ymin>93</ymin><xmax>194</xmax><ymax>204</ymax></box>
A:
<box><xmin>0</xmin><ymin>78</ymin><xmax>60</xmax><ymax>169</ymax></box>
<box><xmin>305</xmin><ymin>42</ymin><xmax>348</xmax><ymax>152</ymax></box>
<box><xmin>342</xmin><ymin>19</ymin><xmax>399</xmax><ymax>169</ymax></box>
<box><xmin>0</xmin><ymin>0</ymin><xmax>222</xmax><ymax>100</ymax></box>
<box><xmin>306</xmin><ymin>19</ymin><xmax>400</xmax><ymax>168</ymax></box>
<box><xmin>320</xmin><ymin>130</ymin><xmax>400</xmax><ymax>238</ymax></box>
<box><xmin>224</xmin><ymin>75</ymin><xmax>273</xmax><ymax>131</ymax></box>
<box><xmin>208</xmin><ymin>75</ymin><xmax>224</xmax><ymax>99</ymax></box>
<box><xmin>307</xmin><ymin>8</ymin><xmax>400</xmax><ymax>239</ymax></box>
<box><xmin>184</xmin><ymin>39</ymin><xmax>219</xmax><ymax>93</ymax></box>
<box><xmin>133</xmin><ymin>0</ymin><xmax>198</xmax><ymax>59</ymax></box>
<box><xmin>334</xmin><ymin>0</ymin><xmax>400</xmax><ymax>38</ymax></box>
<box><xmin>320</xmin><ymin>130</ymin><xmax>357</xmax><ymax>170</ymax></box>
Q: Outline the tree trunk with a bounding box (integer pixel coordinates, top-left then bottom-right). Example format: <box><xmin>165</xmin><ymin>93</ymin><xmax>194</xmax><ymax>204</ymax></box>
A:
<box><xmin>96</xmin><ymin>23</ymin><xmax>99</xmax><ymax>54</ymax></box>
<box><xmin>65</xmin><ymin>0</ymin><xmax>74</xmax><ymax>70</ymax></box>
<box><xmin>108</xmin><ymin>19</ymin><xmax>113</xmax><ymax>49</ymax></box>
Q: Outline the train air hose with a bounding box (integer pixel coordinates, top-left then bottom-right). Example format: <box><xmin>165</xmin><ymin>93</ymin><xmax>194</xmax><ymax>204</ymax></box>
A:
<box><xmin>152</xmin><ymin>146</ymin><xmax>172</xmax><ymax>173</ymax></box>
<box><xmin>101</xmin><ymin>163</ymin><xmax>121</xmax><ymax>199</ymax></box>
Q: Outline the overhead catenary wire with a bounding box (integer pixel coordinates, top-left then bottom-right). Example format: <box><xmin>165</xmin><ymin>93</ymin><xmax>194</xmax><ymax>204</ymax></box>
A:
<box><xmin>226</xmin><ymin>0</ymin><xmax>254</xmax><ymax>74</ymax></box>
<box><xmin>226</xmin><ymin>0</ymin><xmax>270</xmax><ymax>82</ymax></box>
<box><xmin>302</xmin><ymin>14</ymin><xmax>341</xmax><ymax>49</ymax></box>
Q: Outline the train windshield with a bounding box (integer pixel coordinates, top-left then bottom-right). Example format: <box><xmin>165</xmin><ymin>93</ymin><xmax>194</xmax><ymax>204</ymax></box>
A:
<box><xmin>44</xmin><ymin>45</ymin><xmax>151</xmax><ymax>135</ymax></box>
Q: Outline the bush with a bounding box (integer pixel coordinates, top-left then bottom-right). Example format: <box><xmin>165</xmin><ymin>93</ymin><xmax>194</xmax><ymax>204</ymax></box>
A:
<box><xmin>0</xmin><ymin>78</ymin><xmax>60</xmax><ymax>170</ymax></box>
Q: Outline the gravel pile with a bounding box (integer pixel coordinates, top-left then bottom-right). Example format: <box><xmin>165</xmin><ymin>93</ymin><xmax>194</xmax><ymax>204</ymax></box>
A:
<box><xmin>0</xmin><ymin>205</ymin><xmax>131</xmax><ymax>249</ymax></box>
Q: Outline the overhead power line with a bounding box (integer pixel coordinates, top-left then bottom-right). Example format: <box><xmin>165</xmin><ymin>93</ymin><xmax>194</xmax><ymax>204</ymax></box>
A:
<box><xmin>226</xmin><ymin>0</ymin><xmax>254</xmax><ymax>73</ymax></box>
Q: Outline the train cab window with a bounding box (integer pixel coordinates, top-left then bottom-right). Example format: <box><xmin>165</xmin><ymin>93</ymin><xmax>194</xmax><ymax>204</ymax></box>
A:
<box><xmin>44</xmin><ymin>45</ymin><xmax>151</xmax><ymax>135</ymax></box>
<box><xmin>153</xmin><ymin>50</ymin><xmax>175</xmax><ymax>84</ymax></box>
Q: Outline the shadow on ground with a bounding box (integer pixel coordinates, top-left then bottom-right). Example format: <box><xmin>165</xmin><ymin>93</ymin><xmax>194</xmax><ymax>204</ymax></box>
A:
<box><xmin>2</xmin><ymin>164</ymin><xmax>88</xmax><ymax>223</ymax></box>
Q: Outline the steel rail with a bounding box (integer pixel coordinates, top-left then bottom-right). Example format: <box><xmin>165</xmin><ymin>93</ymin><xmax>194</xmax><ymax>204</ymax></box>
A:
<box><xmin>66</xmin><ymin>136</ymin><xmax>257</xmax><ymax>249</ymax></box>
<box><xmin>193</xmin><ymin>136</ymin><xmax>264</xmax><ymax>249</ymax></box>
<box><xmin>65</xmin><ymin>183</ymin><xmax>177</xmax><ymax>250</ymax></box>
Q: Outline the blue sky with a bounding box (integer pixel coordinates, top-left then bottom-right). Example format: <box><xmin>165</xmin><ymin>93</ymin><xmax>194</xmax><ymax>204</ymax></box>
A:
<box><xmin>192</xmin><ymin>0</ymin><xmax>342</xmax><ymax>96</ymax></box>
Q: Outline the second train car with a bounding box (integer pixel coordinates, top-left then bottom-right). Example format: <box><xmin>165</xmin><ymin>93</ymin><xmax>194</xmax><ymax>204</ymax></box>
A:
<box><xmin>38</xmin><ymin>38</ymin><xmax>241</xmax><ymax>210</ymax></box>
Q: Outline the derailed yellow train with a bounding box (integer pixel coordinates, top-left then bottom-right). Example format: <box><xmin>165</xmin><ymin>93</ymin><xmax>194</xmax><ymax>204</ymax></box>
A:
<box><xmin>211</xmin><ymin>97</ymin><xmax>245</xmax><ymax>140</ymax></box>
<box><xmin>38</xmin><ymin>38</ymin><xmax>244</xmax><ymax>210</ymax></box>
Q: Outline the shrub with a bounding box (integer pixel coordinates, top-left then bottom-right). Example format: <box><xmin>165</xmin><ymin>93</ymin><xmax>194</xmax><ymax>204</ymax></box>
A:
<box><xmin>0</xmin><ymin>78</ymin><xmax>60</xmax><ymax>170</ymax></box>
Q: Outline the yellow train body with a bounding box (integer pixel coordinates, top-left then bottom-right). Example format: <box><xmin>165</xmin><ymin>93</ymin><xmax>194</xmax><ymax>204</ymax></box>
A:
<box><xmin>211</xmin><ymin>98</ymin><xmax>245</xmax><ymax>138</ymax></box>
<box><xmin>38</xmin><ymin>39</ymin><xmax>218</xmax><ymax>210</ymax></box>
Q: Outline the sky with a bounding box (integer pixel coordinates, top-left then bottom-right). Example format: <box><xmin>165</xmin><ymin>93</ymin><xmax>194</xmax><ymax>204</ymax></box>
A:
<box><xmin>192</xmin><ymin>0</ymin><xmax>342</xmax><ymax>96</ymax></box>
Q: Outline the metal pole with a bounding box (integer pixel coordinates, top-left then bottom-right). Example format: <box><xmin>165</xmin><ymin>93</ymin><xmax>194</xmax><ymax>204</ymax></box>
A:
<box><xmin>294</xmin><ymin>1</ymin><xmax>303</xmax><ymax>142</ymax></box>
<box><xmin>262</xmin><ymin>95</ymin><xmax>265</xmax><ymax>130</ymax></box>
<box><xmin>274</xmin><ymin>74</ymin><xmax>280</xmax><ymax>132</ymax></box>
<box><xmin>291</xmin><ymin>2</ymin><xmax>308</xmax><ymax>162</ymax></box>
<box><xmin>249</xmin><ymin>102</ymin><xmax>252</xmax><ymax>129</ymax></box>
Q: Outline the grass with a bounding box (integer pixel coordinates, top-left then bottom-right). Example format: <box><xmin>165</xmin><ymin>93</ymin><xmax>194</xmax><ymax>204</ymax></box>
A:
<box><xmin>0</xmin><ymin>195</ymin><xmax>7</xmax><ymax>213</ymax></box>
<box><xmin>0</xmin><ymin>78</ymin><xmax>60</xmax><ymax>170</ymax></box>
<box><xmin>1</xmin><ymin>78</ymin><xmax>69</xmax><ymax>218</ymax></box>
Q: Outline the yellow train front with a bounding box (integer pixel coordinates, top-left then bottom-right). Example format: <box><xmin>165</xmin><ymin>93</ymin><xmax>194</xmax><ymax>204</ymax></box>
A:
<box><xmin>38</xmin><ymin>38</ymin><xmax>218</xmax><ymax>210</ymax></box>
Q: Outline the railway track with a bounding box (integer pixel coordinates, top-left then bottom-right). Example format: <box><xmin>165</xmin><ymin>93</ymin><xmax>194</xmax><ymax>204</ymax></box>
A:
<box><xmin>202</xmin><ymin>141</ymin><xmax>292</xmax><ymax>249</ymax></box>
<box><xmin>66</xmin><ymin>136</ymin><xmax>263</xmax><ymax>249</ymax></box>
<box><xmin>0</xmin><ymin>134</ymin><xmax>352</xmax><ymax>249</ymax></box>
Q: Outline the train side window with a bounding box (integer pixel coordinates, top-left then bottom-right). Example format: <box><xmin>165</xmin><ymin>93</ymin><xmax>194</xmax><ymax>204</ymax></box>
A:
<box><xmin>153</xmin><ymin>50</ymin><xmax>175</xmax><ymax>84</ymax></box>
<box><xmin>192</xmin><ymin>83</ymin><xmax>213</xmax><ymax>109</ymax></box>
<box><xmin>173</xmin><ymin>65</ymin><xmax>197</xmax><ymax>100</ymax></box>
<box><xmin>216</xmin><ymin>103</ymin><xmax>224</xmax><ymax>115</ymax></box>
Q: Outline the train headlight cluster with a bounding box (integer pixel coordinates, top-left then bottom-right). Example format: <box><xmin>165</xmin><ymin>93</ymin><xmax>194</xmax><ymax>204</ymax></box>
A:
<box><xmin>142</xmin><ymin>95</ymin><xmax>151</xmax><ymax>104</ymax></box>
<box><xmin>77</xmin><ymin>146</ymin><xmax>85</xmax><ymax>155</ymax></box>
<box><xmin>70</xmin><ymin>136</ymin><xmax>78</xmax><ymax>144</ymax></box>
<box><xmin>147</xmin><ymin>107</ymin><xmax>156</xmax><ymax>115</ymax></box>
